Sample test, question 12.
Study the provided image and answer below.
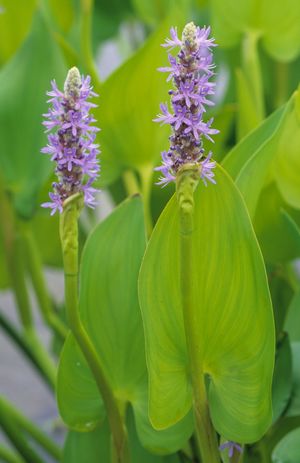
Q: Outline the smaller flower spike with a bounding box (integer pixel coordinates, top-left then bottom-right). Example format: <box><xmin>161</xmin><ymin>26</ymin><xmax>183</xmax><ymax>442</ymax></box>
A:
<box><xmin>219</xmin><ymin>441</ymin><xmax>243</xmax><ymax>459</ymax></box>
<box><xmin>41</xmin><ymin>67</ymin><xmax>100</xmax><ymax>215</ymax></box>
<box><xmin>154</xmin><ymin>22</ymin><xmax>218</xmax><ymax>187</ymax></box>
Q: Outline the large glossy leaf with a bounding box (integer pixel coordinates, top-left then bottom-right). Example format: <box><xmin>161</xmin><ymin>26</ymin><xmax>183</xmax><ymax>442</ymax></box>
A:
<box><xmin>97</xmin><ymin>9</ymin><xmax>187</xmax><ymax>187</ymax></box>
<box><xmin>139</xmin><ymin>165</ymin><xmax>275</xmax><ymax>443</ymax></box>
<box><xmin>57</xmin><ymin>197</ymin><xmax>193</xmax><ymax>453</ymax></box>
<box><xmin>0</xmin><ymin>0</ymin><xmax>36</xmax><ymax>65</ymax></box>
<box><xmin>272</xmin><ymin>427</ymin><xmax>300</xmax><ymax>463</ymax></box>
<box><xmin>63</xmin><ymin>412</ymin><xmax>181</xmax><ymax>463</ymax></box>
<box><xmin>0</xmin><ymin>10</ymin><xmax>66</xmax><ymax>218</ymax></box>
<box><xmin>211</xmin><ymin>0</ymin><xmax>300</xmax><ymax>61</ymax></box>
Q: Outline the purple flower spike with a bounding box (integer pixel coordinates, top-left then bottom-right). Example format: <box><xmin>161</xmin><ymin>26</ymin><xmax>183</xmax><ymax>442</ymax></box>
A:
<box><xmin>41</xmin><ymin>67</ymin><xmax>100</xmax><ymax>214</ymax></box>
<box><xmin>154</xmin><ymin>22</ymin><xmax>219</xmax><ymax>187</ymax></box>
<box><xmin>219</xmin><ymin>441</ymin><xmax>243</xmax><ymax>459</ymax></box>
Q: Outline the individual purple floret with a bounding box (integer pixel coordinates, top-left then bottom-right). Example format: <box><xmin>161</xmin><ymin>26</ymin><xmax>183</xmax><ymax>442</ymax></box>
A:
<box><xmin>154</xmin><ymin>22</ymin><xmax>219</xmax><ymax>187</ymax></box>
<box><xmin>41</xmin><ymin>67</ymin><xmax>100</xmax><ymax>215</ymax></box>
<box><xmin>219</xmin><ymin>441</ymin><xmax>243</xmax><ymax>459</ymax></box>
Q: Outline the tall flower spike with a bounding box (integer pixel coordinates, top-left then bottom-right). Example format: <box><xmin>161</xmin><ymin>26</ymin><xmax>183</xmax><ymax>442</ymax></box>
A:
<box><xmin>41</xmin><ymin>67</ymin><xmax>100</xmax><ymax>215</ymax></box>
<box><xmin>154</xmin><ymin>22</ymin><xmax>219</xmax><ymax>187</ymax></box>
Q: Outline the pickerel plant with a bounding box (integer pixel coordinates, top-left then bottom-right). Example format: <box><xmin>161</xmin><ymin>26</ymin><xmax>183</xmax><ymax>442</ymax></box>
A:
<box><xmin>154</xmin><ymin>21</ymin><xmax>222</xmax><ymax>462</ymax></box>
<box><xmin>42</xmin><ymin>68</ymin><xmax>130</xmax><ymax>463</ymax></box>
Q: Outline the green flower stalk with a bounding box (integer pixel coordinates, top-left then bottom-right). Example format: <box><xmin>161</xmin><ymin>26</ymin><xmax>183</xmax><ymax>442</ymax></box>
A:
<box><xmin>158</xmin><ymin>23</ymin><xmax>221</xmax><ymax>462</ymax></box>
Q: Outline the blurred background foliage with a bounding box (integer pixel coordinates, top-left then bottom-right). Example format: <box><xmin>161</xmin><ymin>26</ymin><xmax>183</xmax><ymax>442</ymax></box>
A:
<box><xmin>0</xmin><ymin>0</ymin><xmax>300</xmax><ymax>462</ymax></box>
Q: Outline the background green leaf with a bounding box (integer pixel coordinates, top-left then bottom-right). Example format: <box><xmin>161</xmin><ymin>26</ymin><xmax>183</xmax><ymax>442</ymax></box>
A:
<box><xmin>0</xmin><ymin>0</ymin><xmax>37</xmax><ymax>65</ymax></box>
<box><xmin>97</xmin><ymin>9</ymin><xmax>187</xmax><ymax>187</ymax></box>
<box><xmin>285</xmin><ymin>294</ymin><xmax>300</xmax><ymax>343</ymax></box>
<box><xmin>139</xmin><ymin>165</ymin><xmax>275</xmax><ymax>443</ymax></box>
<box><xmin>272</xmin><ymin>427</ymin><xmax>300</xmax><ymax>463</ymax></box>
<box><xmin>285</xmin><ymin>342</ymin><xmax>300</xmax><ymax>418</ymax></box>
<box><xmin>222</xmin><ymin>88</ymin><xmax>300</xmax><ymax>218</ymax></box>
<box><xmin>211</xmin><ymin>0</ymin><xmax>300</xmax><ymax>61</ymax></box>
<box><xmin>254</xmin><ymin>184</ymin><xmax>300</xmax><ymax>264</ymax></box>
<box><xmin>272</xmin><ymin>334</ymin><xmax>292</xmax><ymax>423</ymax></box>
<box><xmin>0</xmin><ymin>10</ymin><xmax>66</xmax><ymax>218</ymax></box>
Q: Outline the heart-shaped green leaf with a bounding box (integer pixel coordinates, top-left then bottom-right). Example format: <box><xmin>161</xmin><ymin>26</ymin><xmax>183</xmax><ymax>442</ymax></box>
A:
<box><xmin>57</xmin><ymin>197</ymin><xmax>193</xmax><ymax>453</ymax></box>
<box><xmin>0</xmin><ymin>10</ymin><xmax>66</xmax><ymax>218</ymax></box>
<box><xmin>139</xmin><ymin>165</ymin><xmax>275</xmax><ymax>443</ymax></box>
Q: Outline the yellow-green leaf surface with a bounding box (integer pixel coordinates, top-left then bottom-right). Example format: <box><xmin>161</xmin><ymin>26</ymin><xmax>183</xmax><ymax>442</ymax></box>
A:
<box><xmin>97</xmin><ymin>9</ymin><xmax>187</xmax><ymax>187</ymax></box>
<box><xmin>57</xmin><ymin>197</ymin><xmax>193</xmax><ymax>453</ymax></box>
<box><xmin>139</xmin><ymin>165</ymin><xmax>275</xmax><ymax>443</ymax></box>
<box><xmin>273</xmin><ymin>87</ymin><xmax>300</xmax><ymax>209</ymax></box>
<box><xmin>211</xmin><ymin>0</ymin><xmax>300</xmax><ymax>61</ymax></box>
<box><xmin>0</xmin><ymin>10</ymin><xmax>66</xmax><ymax>218</ymax></box>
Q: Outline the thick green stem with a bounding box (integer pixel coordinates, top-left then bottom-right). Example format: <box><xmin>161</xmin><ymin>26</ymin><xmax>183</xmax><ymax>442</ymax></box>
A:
<box><xmin>0</xmin><ymin>446</ymin><xmax>25</xmax><ymax>463</ymax></box>
<box><xmin>21</xmin><ymin>223</ymin><xmax>68</xmax><ymax>341</ymax></box>
<box><xmin>60</xmin><ymin>198</ymin><xmax>129</xmax><ymax>463</ymax></box>
<box><xmin>242</xmin><ymin>31</ymin><xmax>264</xmax><ymax>121</ymax></box>
<box><xmin>275</xmin><ymin>61</ymin><xmax>288</xmax><ymax>108</ymax></box>
<box><xmin>122</xmin><ymin>169</ymin><xmax>140</xmax><ymax>196</ymax></box>
<box><xmin>80</xmin><ymin>0</ymin><xmax>100</xmax><ymax>86</ymax></box>
<box><xmin>176</xmin><ymin>166</ymin><xmax>220</xmax><ymax>463</ymax></box>
<box><xmin>139</xmin><ymin>164</ymin><xmax>153</xmax><ymax>239</ymax></box>
<box><xmin>0</xmin><ymin>397</ymin><xmax>61</xmax><ymax>461</ymax></box>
